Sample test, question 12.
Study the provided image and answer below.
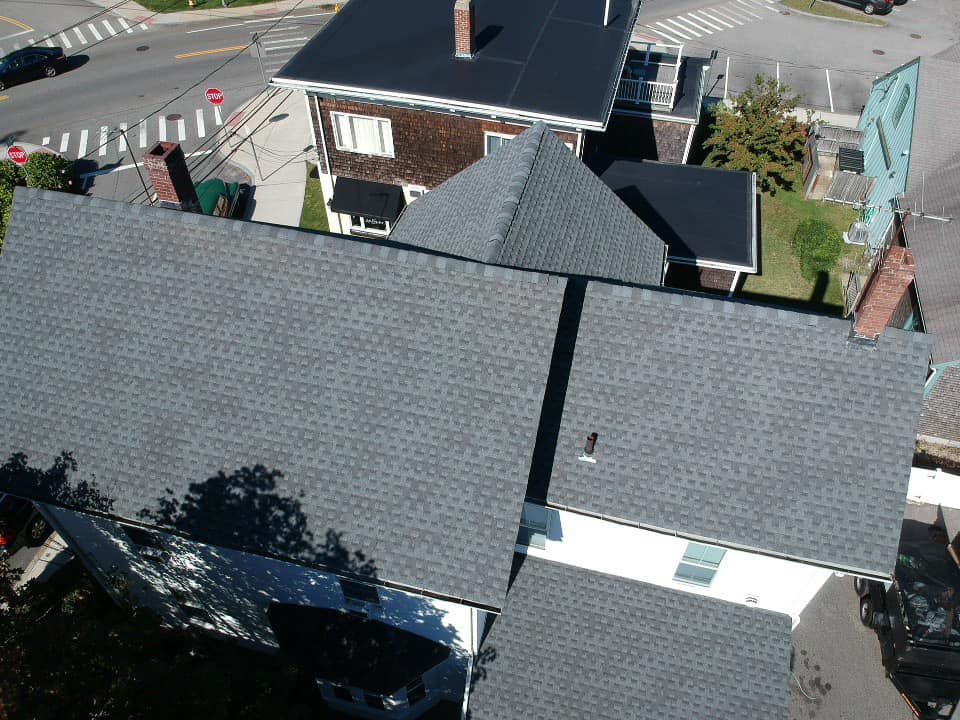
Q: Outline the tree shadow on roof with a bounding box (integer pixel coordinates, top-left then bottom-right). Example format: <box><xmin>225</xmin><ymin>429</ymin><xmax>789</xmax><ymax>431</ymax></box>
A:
<box><xmin>0</xmin><ymin>451</ymin><xmax>113</xmax><ymax>513</ymax></box>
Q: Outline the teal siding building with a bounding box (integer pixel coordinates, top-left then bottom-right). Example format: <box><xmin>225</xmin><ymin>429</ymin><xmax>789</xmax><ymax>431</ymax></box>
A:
<box><xmin>857</xmin><ymin>58</ymin><xmax>919</xmax><ymax>249</ymax></box>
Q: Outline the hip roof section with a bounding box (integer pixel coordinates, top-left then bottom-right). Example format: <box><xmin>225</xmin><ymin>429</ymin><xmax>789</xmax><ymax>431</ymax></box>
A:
<box><xmin>0</xmin><ymin>188</ymin><xmax>566</xmax><ymax>610</ymax></box>
<box><xmin>535</xmin><ymin>284</ymin><xmax>931</xmax><ymax>577</ymax></box>
<box><xmin>273</xmin><ymin>0</ymin><xmax>641</xmax><ymax>128</ymax></box>
<box><xmin>467</xmin><ymin>554</ymin><xmax>792</xmax><ymax>720</ymax></box>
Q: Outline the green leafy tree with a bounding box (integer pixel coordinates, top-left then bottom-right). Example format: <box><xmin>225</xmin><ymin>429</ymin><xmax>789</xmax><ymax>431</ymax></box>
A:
<box><xmin>0</xmin><ymin>557</ymin><xmax>326</xmax><ymax>720</ymax></box>
<box><xmin>23</xmin><ymin>152</ymin><xmax>72</xmax><ymax>191</ymax></box>
<box><xmin>703</xmin><ymin>75</ymin><xmax>808</xmax><ymax>193</ymax></box>
<box><xmin>0</xmin><ymin>152</ymin><xmax>73</xmax><ymax>251</ymax></box>
<box><xmin>792</xmin><ymin>217</ymin><xmax>842</xmax><ymax>280</ymax></box>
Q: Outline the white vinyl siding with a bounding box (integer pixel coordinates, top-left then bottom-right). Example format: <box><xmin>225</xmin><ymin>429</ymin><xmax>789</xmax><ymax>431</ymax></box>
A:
<box><xmin>331</xmin><ymin>112</ymin><xmax>394</xmax><ymax>157</ymax></box>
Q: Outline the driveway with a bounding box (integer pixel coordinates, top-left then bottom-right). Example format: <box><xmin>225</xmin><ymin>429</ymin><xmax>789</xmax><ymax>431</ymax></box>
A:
<box><xmin>791</xmin><ymin>574</ymin><xmax>914</xmax><ymax>720</ymax></box>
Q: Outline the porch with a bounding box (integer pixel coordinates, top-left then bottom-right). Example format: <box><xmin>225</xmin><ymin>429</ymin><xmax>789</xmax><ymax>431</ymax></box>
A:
<box><xmin>615</xmin><ymin>42</ymin><xmax>683</xmax><ymax>110</ymax></box>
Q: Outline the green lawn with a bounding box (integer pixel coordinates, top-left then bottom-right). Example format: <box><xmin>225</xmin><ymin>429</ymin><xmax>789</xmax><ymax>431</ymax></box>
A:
<box><xmin>781</xmin><ymin>0</ymin><xmax>886</xmax><ymax>25</ymax></box>
<box><xmin>739</xmin><ymin>181</ymin><xmax>859</xmax><ymax>315</ymax></box>
<box><xmin>299</xmin><ymin>162</ymin><xmax>330</xmax><ymax>233</ymax></box>
<box><xmin>138</xmin><ymin>0</ymin><xmax>293</xmax><ymax>12</ymax></box>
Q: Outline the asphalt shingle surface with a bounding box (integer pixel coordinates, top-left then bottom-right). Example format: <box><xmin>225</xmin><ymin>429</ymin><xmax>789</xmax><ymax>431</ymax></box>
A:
<box><xmin>467</xmin><ymin>554</ymin><xmax>792</xmax><ymax>720</ymax></box>
<box><xmin>389</xmin><ymin>124</ymin><xmax>666</xmax><ymax>287</ymax></box>
<box><xmin>919</xmin><ymin>364</ymin><xmax>960</xmax><ymax>446</ymax></box>
<box><xmin>536</xmin><ymin>284</ymin><xmax>932</xmax><ymax>577</ymax></box>
<box><xmin>0</xmin><ymin>188</ymin><xmax>567</xmax><ymax>609</ymax></box>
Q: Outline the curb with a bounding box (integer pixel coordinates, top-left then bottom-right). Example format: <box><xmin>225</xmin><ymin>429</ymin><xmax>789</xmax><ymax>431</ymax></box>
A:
<box><xmin>779</xmin><ymin>2</ymin><xmax>888</xmax><ymax>26</ymax></box>
<box><xmin>83</xmin><ymin>0</ymin><xmax>342</xmax><ymax>25</ymax></box>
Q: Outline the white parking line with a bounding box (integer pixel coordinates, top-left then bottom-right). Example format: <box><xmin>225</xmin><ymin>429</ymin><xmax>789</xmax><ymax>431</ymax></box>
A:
<box><xmin>118</xmin><ymin>123</ymin><xmax>127</xmax><ymax>152</ymax></box>
<box><xmin>656</xmin><ymin>20</ymin><xmax>690</xmax><ymax>39</ymax></box>
<box><xmin>59</xmin><ymin>31</ymin><xmax>72</xmax><ymax>48</ymax></box>
<box><xmin>158</xmin><ymin>116</ymin><xmax>167</xmax><ymax>142</ymax></box>
<box><xmin>711</xmin><ymin>6</ymin><xmax>745</xmax><ymax>24</ymax></box>
<box><xmin>118</xmin><ymin>17</ymin><xmax>133</xmax><ymax>33</ymax></box>
<box><xmin>73</xmin><ymin>27</ymin><xmax>87</xmax><ymax>44</ymax></box>
<box><xmin>666</xmin><ymin>17</ymin><xmax>705</xmax><ymax>36</ymax></box>
<box><xmin>196</xmin><ymin>108</ymin><xmax>206</xmax><ymax>137</ymax></box>
<box><xmin>77</xmin><ymin>128</ymin><xmax>88</xmax><ymax>157</ymax></box>
<box><xmin>688</xmin><ymin>11</ymin><xmax>724</xmax><ymax>30</ymax></box>
<box><xmin>177</xmin><ymin>117</ymin><xmax>186</xmax><ymax>142</ymax></box>
<box><xmin>87</xmin><ymin>23</ymin><xmax>103</xmax><ymax>42</ymax></box>
<box><xmin>139</xmin><ymin>120</ymin><xmax>147</xmax><ymax>148</ymax></box>
<box><xmin>644</xmin><ymin>24</ymin><xmax>682</xmax><ymax>43</ymax></box>
<box><xmin>59</xmin><ymin>133</ymin><xmax>69</xmax><ymax>152</ymax></box>
<box><xmin>102</xmin><ymin>20</ymin><xmax>117</xmax><ymax>36</ymax></box>
<box><xmin>41</xmin><ymin>136</ymin><xmax>50</xmax><ymax>146</ymax></box>
<box><xmin>98</xmin><ymin>126</ymin><xmax>109</xmax><ymax>156</ymax></box>
<box><xmin>825</xmin><ymin>68</ymin><xmax>834</xmax><ymax>112</ymax></box>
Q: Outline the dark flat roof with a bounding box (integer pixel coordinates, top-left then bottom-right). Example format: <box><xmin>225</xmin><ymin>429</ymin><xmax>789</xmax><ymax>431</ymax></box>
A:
<box><xmin>274</xmin><ymin>0</ymin><xmax>641</xmax><ymax>128</ymax></box>
<box><xmin>594</xmin><ymin>159</ymin><xmax>757</xmax><ymax>270</ymax></box>
<box><xmin>330</xmin><ymin>177</ymin><xmax>405</xmax><ymax>221</ymax></box>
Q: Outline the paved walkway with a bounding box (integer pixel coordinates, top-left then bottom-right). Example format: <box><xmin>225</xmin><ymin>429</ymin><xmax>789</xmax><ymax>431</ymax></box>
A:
<box><xmin>219</xmin><ymin>87</ymin><xmax>312</xmax><ymax>226</ymax></box>
<box><xmin>84</xmin><ymin>0</ymin><xmax>340</xmax><ymax>25</ymax></box>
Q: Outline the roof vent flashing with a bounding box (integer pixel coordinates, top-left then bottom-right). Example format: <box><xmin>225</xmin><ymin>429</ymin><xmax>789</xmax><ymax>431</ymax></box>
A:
<box><xmin>579</xmin><ymin>432</ymin><xmax>599</xmax><ymax>464</ymax></box>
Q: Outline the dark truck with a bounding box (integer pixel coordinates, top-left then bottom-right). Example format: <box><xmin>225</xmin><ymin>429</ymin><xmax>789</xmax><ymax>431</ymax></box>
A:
<box><xmin>857</xmin><ymin>518</ymin><xmax>960</xmax><ymax>719</ymax></box>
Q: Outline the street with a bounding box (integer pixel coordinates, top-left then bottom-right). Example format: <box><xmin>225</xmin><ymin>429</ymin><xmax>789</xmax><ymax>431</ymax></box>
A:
<box><xmin>637</xmin><ymin>0</ymin><xmax>960</xmax><ymax>113</ymax></box>
<box><xmin>0</xmin><ymin>0</ymin><xmax>332</xmax><ymax>198</ymax></box>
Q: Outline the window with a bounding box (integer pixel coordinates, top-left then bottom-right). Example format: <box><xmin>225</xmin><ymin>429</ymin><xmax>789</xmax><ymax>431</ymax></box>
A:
<box><xmin>877</xmin><ymin>118</ymin><xmax>892</xmax><ymax>170</ymax></box>
<box><xmin>406</xmin><ymin>678</ymin><xmax>427</xmax><ymax>706</ymax></box>
<box><xmin>517</xmin><ymin>503</ymin><xmax>548</xmax><ymax>549</ymax></box>
<box><xmin>349</xmin><ymin>215</ymin><xmax>390</xmax><ymax>236</ymax></box>
<box><xmin>406</xmin><ymin>185</ymin><xmax>427</xmax><ymax>202</ymax></box>
<box><xmin>892</xmin><ymin>85</ymin><xmax>911</xmax><ymax>128</ymax></box>
<box><xmin>331</xmin><ymin>112</ymin><xmax>394</xmax><ymax>156</ymax></box>
<box><xmin>339</xmin><ymin>578</ymin><xmax>380</xmax><ymax>606</ymax></box>
<box><xmin>484</xmin><ymin>132</ymin><xmax>514</xmax><ymax>156</ymax></box>
<box><xmin>673</xmin><ymin>542</ymin><xmax>726</xmax><ymax>587</ymax></box>
<box><xmin>332</xmin><ymin>686</ymin><xmax>355</xmax><ymax>702</ymax></box>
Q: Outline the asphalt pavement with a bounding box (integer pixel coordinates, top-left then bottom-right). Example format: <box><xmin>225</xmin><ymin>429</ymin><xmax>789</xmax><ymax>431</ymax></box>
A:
<box><xmin>637</xmin><ymin>0</ymin><xmax>960</xmax><ymax>113</ymax></box>
<box><xmin>0</xmin><ymin>0</ymin><xmax>331</xmax><ymax>200</ymax></box>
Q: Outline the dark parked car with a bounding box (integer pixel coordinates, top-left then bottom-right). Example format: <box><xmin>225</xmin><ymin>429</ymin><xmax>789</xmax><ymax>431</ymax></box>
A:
<box><xmin>0</xmin><ymin>47</ymin><xmax>67</xmax><ymax>91</ymax></box>
<box><xmin>0</xmin><ymin>494</ymin><xmax>50</xmax><ymax>555</ymax></box>
<box><xmin>828</xmin><ymin>0</ymin><xmax>894</xmax><ymax>13</ymax></box>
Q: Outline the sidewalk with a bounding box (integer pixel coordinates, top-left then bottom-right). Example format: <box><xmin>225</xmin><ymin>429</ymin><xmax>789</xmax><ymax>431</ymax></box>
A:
<box><xmin>84</xmin><ymin>0</ymin><xmax>340</xmax><ymax>25</ymax></box>
<box><xmin>220</xmin><ymin>88</ymin><xmax>312</xmax><ymax>226</ymax></box>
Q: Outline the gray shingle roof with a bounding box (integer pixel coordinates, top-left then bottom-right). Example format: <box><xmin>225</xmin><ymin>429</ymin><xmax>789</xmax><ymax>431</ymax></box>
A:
<box><xmin>0</xmin><ymin>188</ymin><xmax>567</xmax><ymax>609</ymax></box>
<box><xmin>533</xmin><ymin>284</ymin><xmax>931</xmax><ymax>577</ymax></box>
<box><xmin>467</xmin><ymin>554</ymin><xmax>792</xmax><ymax>720</ymax></box>
<box><xmin>919</xmin><ymin>364</ymin><xmax>960</xmax><ymax>447</ymax></box>
<box><xmin>903</xmin><ymin>55</ymin><xmax>960</xmax><ymax>364</ymax></box>
<box><xmin>389</xmin><ymin>124</ymin><xmax>666</xmax><ymax>287</ymax></box>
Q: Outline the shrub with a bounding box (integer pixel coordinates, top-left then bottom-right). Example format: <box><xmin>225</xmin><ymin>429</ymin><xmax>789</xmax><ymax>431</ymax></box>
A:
<box><xmin>23</xmin><ymin>151</ymin><xmax>72</xmax><ymax>191</ymax></box>
<box><xmin>792</xmin><ymin>218</ymin><xmax>842</xmax><ymax>280</ymax></box>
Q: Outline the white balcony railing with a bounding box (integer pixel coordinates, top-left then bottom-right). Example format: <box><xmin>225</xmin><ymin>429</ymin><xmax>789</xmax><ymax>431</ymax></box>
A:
<box><xmin>616</xmin><ymin>78</ymin><xmax>676</xmax><ymax>107</ymax></box>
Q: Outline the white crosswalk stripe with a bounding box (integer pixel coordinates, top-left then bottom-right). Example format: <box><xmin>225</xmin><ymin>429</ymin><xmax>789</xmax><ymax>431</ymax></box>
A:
<box><xmin>41</xmin><ymin>137</ymin><xmax>50</xmax><ymax>146</ymax></box>
<box><xmin>139</xmin><ymin>120</ymin><xmax>147</xmax><ymax>149</ymax></box>
<box><xmin>118</xmin><ymin>18</ymin><xmax>133</xmax><ymax>33</ymax></box>
<box><xmin>87</xmin><ymin>23</ymin><xmax>103</xmax><ymax>42</ymax></box>
<box><xmin>59</xmin><ymin>32</ymin><xmax>72</xmax><ymax>49</ymax></box>
<box><xmin>56</xmin><ymin>15</ymin><xmax>149</xmax><ymax>49</ymax></box>
<box><xmin>639</xmin><ymin>0</ymin><xmax>775</xmax><ymax>40</ymax></box>
<box><xmin>177</xmin><ymin>117</ymin><xmax>186</xmax><ymax>142</ymax></box>
<box><xmin>44</xmin><ymin>38</ymin><xmax>56</xmax><ymax>47</ymax></box>
<box><xmin>98</xmin><ymin>126</ymin><xmax>109</xmax><ymax>157</ymax></box>
<box><xmin>59</xmin><ymin>133</ymin><xmax>69</xmax><ymax>152</ymax></box>
<box><xmin>158</xmin><ymin>116</ymin><xmax>167</xmax><ymax>142</ymax></box>
<box><xmin>73</xmin><ymin>27</ymin><xmax>87</xmax><ymax>44</ymax></box>
<box><xmin>102</xmin><ymin>20</ymin><xmax>117</xmax><ymax>36</ymax></box>
<box><xmin>196</xmin><ymin>109</ymin><xmax>206</xmax><ymax>138</ymax></box>
<box><xmin>77</xmin><ymin>128</ymin><xmax>88</xmax><ymax>157</ymax></box>
<box><xmin>118</xmin><ymin>123</ymin><xmax>127</xmax><ymax>153</ymax></box>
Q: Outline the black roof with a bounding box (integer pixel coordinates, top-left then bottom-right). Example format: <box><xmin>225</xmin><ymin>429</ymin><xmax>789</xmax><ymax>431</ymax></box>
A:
<box><xmin>594</xmin><ymin>159</ymin><xmax>757</xmax><ymax>270</ymax></box>
<box><xmin>273</xmin><ymin>0</ymin><xmax>641</xmax><ymax>129</ymax></box>
<box><xmin>330</xmin><ymin>178</ymin><xmax>405</xmax><ymax>222</ymax></box>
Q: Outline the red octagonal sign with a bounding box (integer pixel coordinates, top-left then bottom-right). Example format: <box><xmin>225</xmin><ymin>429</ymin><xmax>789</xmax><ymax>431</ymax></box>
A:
<box><xmin>205</xmin><ymin>88</ymin><xmax>224</xmax><ymax>106</ymax></box>
<box><xmin>7</xmin><ymin>146</ymin><xmax>27</xmax><ymax>166</ymax></box>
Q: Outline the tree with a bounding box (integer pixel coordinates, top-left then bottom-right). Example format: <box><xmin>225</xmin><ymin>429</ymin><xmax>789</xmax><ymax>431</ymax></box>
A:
<box><xmin>703</xmin><ymin>75</ymin><xmax>808</xmax><ymax>193</ymax></box>
<box><xmin>23</xmin><ymin>152</ymin><xmax>72</xmax><ymax>191</ymax></box>
<box><xmin>792</xmin><ymin>217</ymin><xmax>842</xmax><ymax>280</ymax></box>
<box><xmin>0</xmin><ymin>152</ymin><xmax>73</xmax><ymax>251</ymax></box>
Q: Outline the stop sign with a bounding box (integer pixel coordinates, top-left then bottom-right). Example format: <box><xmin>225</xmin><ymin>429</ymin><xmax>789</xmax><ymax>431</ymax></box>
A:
<box><xmin>205</xmin><ymin>88</ymin><xmax>224</xmax><ymax>106</ymax></box>
<box><xmin>7</xmin><ymin>146</ymin><xmax>27</xmax><ymax>166</ymax></box>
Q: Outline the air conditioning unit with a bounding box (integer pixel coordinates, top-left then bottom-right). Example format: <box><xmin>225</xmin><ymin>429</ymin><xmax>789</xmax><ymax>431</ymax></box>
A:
<box><xmin>843</xmin><ymin>221</ymin><xmax>869</xmax><ymax>246</ymax></box>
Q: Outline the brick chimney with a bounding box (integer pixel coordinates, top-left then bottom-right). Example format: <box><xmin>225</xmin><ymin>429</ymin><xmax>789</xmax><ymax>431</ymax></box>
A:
<box><xmin>454</xmin><ymin>0</ymin><xmax>475</xmax><ymax>59</ymax></box>
<box><xmin>143</xmin><ymin>142</ymin><xmax>199</xmax><ymax>212</ymax></box>
<box><xmin>853</xmin><ymin>245</ymin><xmax>916</xmax><ymax>341</ymax></box>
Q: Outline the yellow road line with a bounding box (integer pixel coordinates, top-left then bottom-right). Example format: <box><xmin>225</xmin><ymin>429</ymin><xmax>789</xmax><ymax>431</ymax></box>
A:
<box><xmin>0</xmin><ymin>15</ymin><xmax>32</xmax><ymax>31</ymax></box>
<box><xmin>0</xmin><ymin>96</ymin><xmax>8</xmax><ymax>103</ymax></box>
<box><xmin>175</xmin><ymin>45</ymin><xmax>246</xmax><ymax>60</ymax></box>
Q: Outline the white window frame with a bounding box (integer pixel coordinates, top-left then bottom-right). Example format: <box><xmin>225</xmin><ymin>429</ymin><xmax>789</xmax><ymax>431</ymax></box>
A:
<box><xmin>330</xmin><ymin>111</ymin><xmax>395</xmax><ymax>157</ymax></box>
<box><xmin>348</xmin><ymin>215</ymin><xmax>391</xmax><ymax>236</ymax></box>
<box><xmin>484</xmin><ymin>130</ymin><xmax>574</xmax><ymax>156</ymax></box>
<box><xmin>405</xmin><ymin>184</ymin><xmax>428</xmax><ymax>202</ymax></box>
<box><xmin>673</xmin><ymin>542</ymin><xmax>726</xmax><ymax>588</ymax></box>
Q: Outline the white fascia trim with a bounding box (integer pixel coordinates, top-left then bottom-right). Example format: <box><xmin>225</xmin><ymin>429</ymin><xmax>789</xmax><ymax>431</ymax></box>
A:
<box><xmin>680</xmin><ymin>123</ymin><xmax>696</xmax><ymax>164</ymax></box>
<box><xmin>667</xmin><ymin>256</ymin><xmax>757</xmax><ymax>273</ymax></box>
<box><xmin>611</xmin><ymin>107</ymin><xmax>698</xmax><ymax>124</ymax></box>
<box><xmin>270</xmin><ymin>78</ymin><xmax>605</xmax><ymax>131</ymax></box>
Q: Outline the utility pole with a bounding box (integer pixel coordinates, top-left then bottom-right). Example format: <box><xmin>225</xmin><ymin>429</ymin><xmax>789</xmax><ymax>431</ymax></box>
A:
<box><xmin>113</xmin><ymin>125</ymin><xmax>153</xmax><ymax>204</ymax></box>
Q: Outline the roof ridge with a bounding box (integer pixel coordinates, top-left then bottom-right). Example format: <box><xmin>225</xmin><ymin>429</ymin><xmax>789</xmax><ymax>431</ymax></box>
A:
<box><xmin>483</xmin><ymin>124</ymin><xmax>548</xmax><ymax>264</ymax></box>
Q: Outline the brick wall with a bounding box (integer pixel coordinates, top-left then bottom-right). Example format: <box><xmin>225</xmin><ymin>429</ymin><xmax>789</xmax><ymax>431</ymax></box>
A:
<box><xmin>312</xmin><ymin>97</ymin><xmax>580</xmax><ymax>190</ymax></box>
<box><xmin>664</xmin><ymin>263</ymin><xmax>736</xmax><ymax>294</ymax></box>
<box><xmin>853</xmin><ymin>245</ymin><xmax>916</xmax><ymax>340</ymax></box>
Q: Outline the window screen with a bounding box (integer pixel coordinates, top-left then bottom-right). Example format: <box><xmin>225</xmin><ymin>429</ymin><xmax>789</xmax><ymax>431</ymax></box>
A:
<box><xmin>339</xmin><ymin>578</ymin><xmax>380</xmax><ymax>605</ymax></box>
<box><xmin>485</xmin><ymin>134</ymin><xmax>513</xmax><ymax>156</ymax></box>
<box><xmin>331</xmin><ymin>113</ymin><xmax>394</xmax><ymax>156</ymax></box>
<box><xmin>673</xmin><ymin>542</ymin><xmax>726</xmax><ymax>587</ymax></box>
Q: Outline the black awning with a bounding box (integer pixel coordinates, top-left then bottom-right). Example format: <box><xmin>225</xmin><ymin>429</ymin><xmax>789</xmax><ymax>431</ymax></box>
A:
<box><xmin>267</xmin><ymin>603</ymin><xmax>450</xmax><ymax>695</ymax></box>
<box><xmin>330</xmin><ymin>177</ymin><xmax>405</xmax><ymax>222</ymax></box>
